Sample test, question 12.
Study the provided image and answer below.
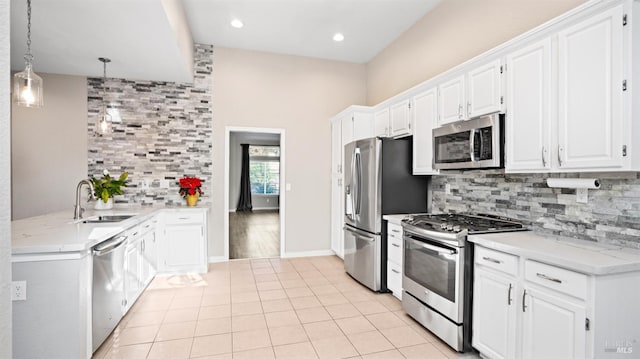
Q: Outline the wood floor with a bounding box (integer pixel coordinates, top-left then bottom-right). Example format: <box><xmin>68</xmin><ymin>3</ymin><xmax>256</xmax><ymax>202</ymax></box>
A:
<box><xmin>230</xmin><ymin>210</ymin><xmax>280</xmax><ymax>259</ymax></box>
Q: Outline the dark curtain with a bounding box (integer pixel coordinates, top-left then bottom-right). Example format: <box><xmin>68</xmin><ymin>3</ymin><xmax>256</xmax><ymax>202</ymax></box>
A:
<box><xmin>237</xmin><ymin>144</ymin><xmax>253</xmax><ymax>211</ymax></box>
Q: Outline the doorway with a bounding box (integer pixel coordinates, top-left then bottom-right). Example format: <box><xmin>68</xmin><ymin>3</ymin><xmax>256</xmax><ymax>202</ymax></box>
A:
<box><xmin>224</xmin><ymin>127</ymin><xmax>285</xmax><ymax>260</ymax></box>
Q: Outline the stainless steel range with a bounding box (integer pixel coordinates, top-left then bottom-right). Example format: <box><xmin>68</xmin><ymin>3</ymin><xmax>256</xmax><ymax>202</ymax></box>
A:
<box><xmin>401</xmin><ymin>213</ymin><xmax>526</xmax><ymax>352</ymax></box>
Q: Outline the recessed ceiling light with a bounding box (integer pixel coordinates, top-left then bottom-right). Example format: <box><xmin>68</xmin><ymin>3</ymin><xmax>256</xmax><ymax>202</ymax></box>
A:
<box><xmin>333</xmin><ymin>33</ymin><xmax>345</xmax><ymax>42</ymax></box>
<box><xmin>231</xmin><ymin>19</ymin><xmax>244</xmax><ymax>29</ymax></box>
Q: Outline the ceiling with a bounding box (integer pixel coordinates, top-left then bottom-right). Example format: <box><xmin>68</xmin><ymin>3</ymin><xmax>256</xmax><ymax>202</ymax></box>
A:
<box><xmin>10</xmin><ymin>0</ymin><xmax>441</xmax><ymax>82</ymax></box>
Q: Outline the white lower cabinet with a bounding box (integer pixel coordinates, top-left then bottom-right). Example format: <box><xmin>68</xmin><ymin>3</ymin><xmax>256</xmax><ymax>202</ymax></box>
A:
<box><xmin>472</xmin><ymin>243</ymin><xmax>640</xmax><ymax>359</ymax></box>
<box><xmin>386</xmin><ymin>222</ymin><xmax>403</xmax><ymax>299</ymax></box>
<box><xmin>158</xmin><ymin>209</ymin><xmax>208</xmax><ymax>274</ymax></box>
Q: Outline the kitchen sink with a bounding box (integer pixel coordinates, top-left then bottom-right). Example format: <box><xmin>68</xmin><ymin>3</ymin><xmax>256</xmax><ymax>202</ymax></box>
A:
<box><xmin>81</xmin><ymin>215</ymin><xmax>135</xmax><ymax>224</ymax></box>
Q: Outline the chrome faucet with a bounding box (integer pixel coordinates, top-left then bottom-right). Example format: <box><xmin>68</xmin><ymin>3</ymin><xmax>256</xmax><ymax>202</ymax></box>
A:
<box><xmin>74</xmin><ymin>179</ymin><xmax>96</xmax><ymax>220</ymax></box>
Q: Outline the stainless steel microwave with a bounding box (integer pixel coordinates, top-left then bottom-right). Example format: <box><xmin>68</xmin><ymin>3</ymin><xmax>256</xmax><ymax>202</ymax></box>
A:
<box><xmin>432</xmin><ymin>114</ymin><xmax>503</xmax><ymax>170</ymax></box>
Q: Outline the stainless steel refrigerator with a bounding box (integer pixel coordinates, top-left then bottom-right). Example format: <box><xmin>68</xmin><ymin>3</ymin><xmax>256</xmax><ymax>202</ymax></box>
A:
<box><xmin>343</xmin><ymin>137</ymin><xmax>429</xmax><ymax>292</ymax></box>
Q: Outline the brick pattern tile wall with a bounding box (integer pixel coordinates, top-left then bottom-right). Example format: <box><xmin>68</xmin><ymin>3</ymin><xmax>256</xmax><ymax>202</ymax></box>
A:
<box><xmin>431</xmin><ymin>170</ymin><xmax>640</xmax><ymax>248</ymax></box>
<box><xmin>88</xmin><ymin>44</ymin><xmax>213</xmax><ymax>207</ymax></box>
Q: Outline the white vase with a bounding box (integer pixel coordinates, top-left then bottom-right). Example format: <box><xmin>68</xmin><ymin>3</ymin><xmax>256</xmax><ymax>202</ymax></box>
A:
<box><xmin>94</xmin><ymin>197</ymin><xmax>114</xmax><ymax>210</ymax></box>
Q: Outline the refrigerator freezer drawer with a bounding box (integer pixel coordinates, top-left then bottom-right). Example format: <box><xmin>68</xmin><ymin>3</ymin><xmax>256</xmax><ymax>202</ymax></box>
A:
<box><xmin>343</xmin><ymin>225</ymin><xmax>381</xmax><ymax>291</ymax></box>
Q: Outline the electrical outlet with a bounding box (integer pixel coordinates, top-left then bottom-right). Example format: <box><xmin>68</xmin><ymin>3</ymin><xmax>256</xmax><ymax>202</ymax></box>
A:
<box><xmin>11</xmin><ymin>281</ymin><xmax>27</xmax><ymax>301</ymax></box>
<box><xmin>445</xmin><ymin>184</ymin><xmax>451</xmax><ymax>195</ymax></box>
<box><xmin>576</xmin><ymin>188</ymin><xmax>588</xmax><ymax>204</ymax></box>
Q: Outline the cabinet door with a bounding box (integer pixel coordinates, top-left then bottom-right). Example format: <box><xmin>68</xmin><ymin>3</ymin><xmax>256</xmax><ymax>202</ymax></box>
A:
<box><xmin>331</xmin><ymin>119</ymin><xmax>342</xmax><ymax>175</ymax></box>
<box><xmin>557</xmin><ymin>5</ymin><xmax>624</xmax><ymax>170</ymax></box>
<box><xmin>352</xmin><ymin>112</ymin><xmax>374</xmax><ymax>141</ymax></box>
<box><xmin>472</xmin><ymin>267</ymin><xmax>517</xmax><ymax>359</ymax></box>
<box><xmin>438</xmin><ymin>75</ymin><xmax>466</xmax><ymax>125</ymax></box>
<box><xmin>521</xmin><ymin>286</ymin><xmax>587</xmax><ymax>359</ymax></box>
<box><xmin>164</xmin><ymin>224</ymin><xmax>205</xmax><ymax>272</ymax></box>
<box><xmin>124</xmin><ymin>242</ymin><xmax>141</xmax><ymax>312</ymax></box>
<box><xmin>331</xmin><ymin>173</ymin><xmax>344</xmax><ymax>258</ymax></box>
<box><xmin>341</xmin><ymin>115</ymin><xmax>353</xmax><ymax>147</ymax></box>
<box><xmin>505</xmin><ymin>38</ymin><xmax>552</xmax><ymax>172</ymax></box>
<box><xmin>140</xmin><ymin>231</ymin><xmax>156</xmax><ymax>286</ymax></box>
<box><xmin>468</xmin><ymin>59</ymin><xmax>502</xmax><ymax>118</ymax></box>
<box><xmin>374</xmin><ymin>108</ymin><xmax>390</xmax><ymax>137</ymax></box>
<box><xmin>390</xmin><ymin>99</ymin><xmax>412</xmax><ymax>137</ymax></box>
<box><xmin>412</xmin><ymin>89</ymin><xmax>438</xmax><ymax>175</ymax></box>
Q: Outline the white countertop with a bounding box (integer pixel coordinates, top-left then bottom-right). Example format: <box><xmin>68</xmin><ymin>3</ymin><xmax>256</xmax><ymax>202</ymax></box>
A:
<box><xmin>11</xmin><ymin>205</ymin><xmax>208</xmax><ymax>256</ymax></box>
<box><xmin>469</xmin><ymin>231</ymin><xmax>640</xmax><ymax>275</ymax></box>
<box><xmin>383</xmin><ymin>213</ymin><xmax>428</xmax><ymax>225</ymax></box>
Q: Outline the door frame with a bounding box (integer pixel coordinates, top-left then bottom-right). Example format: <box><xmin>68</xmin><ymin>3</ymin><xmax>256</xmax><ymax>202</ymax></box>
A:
<box><xmin>224</xmin><ymin>126</ymin><xmax>286</xmax><ymax>259</ymax></box>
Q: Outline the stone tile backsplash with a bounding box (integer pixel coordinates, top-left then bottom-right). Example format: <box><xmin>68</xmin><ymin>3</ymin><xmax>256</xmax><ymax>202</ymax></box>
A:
<box><xmin>88</xmin><ymin>44</ymin><xmax>213</xmax><ymax>207</ymax></box>
<box><xmin>431</xmin><ymin>170</ymin><xmax>640</xmax><ymax>248</ymax></box>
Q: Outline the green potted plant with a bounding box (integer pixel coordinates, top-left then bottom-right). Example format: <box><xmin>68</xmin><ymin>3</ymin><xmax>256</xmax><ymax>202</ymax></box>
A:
<box><xmin>90</xmin><ymin>170</ymin><xmax>129</xmax><ymax>210</ymax></box>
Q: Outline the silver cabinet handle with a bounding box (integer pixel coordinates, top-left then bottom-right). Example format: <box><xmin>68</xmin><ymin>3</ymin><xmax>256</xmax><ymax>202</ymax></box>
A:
<box><xmin>541</xmin><ymin>147</ymin><xmax>547</xmax><ymax>167</ymax></box>
<box><xmin>467</xmin><ymin>102</ymin><xmax>471</xmax><ymax>117</ymax></box>
<box><xmin>391</xmin><ymin>229</ymin><xmax>400</xmax><ymax>233</ymax></box>
<box><xmin>391</xmin><ymin>269</ymin><xmax>400</xmax><ymax>274</ymax></box>
<box><xmin>458</xmin><ymin>104</ymin><xmax>463</xmax><ymax>119</ymax></box>
<box><xmin>536</xmin><ymin>273</ymin><xmax>562</xmax><ymax>284</ymax></box>
<box><xmin>557</xmin><ymin>145</ymin><xmax>563</xmax><ymax>166</ymax></box>
<box><xmin>507</xmin><ymin>283</ymin><xmax>513</xmax><ymax>305</ymax></box>
<box><xmin>482</xmin><ymin>256</ymin><xmax>502</xmax><ymax>264</ymax></box>
<box><xmin>391</xmin><ymin>243</ymin><xmax>400</xmax><ymax>248</ymax></box>
<box><xmin>522</xmin><ymin>289</ymin><xmax>527</xmax><ymax>312</ymax></box>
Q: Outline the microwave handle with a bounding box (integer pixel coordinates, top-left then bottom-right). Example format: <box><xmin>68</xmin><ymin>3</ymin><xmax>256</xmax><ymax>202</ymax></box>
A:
<box><xmin>469</xmin><ymin>128</ymin><xmax>476</xmax><ymax>162</ymax></box>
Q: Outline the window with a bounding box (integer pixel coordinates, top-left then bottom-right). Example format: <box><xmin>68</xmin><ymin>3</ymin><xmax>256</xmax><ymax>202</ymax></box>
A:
<box><xmin>249</xmin><ymin>145</ymin><xmax>280</xmax><ymax>195</ymax></box>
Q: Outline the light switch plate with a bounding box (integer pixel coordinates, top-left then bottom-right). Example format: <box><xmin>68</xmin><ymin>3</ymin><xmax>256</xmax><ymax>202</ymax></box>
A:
<box><xmin>576</xmin><ymin>188</ymin><xmax>588</xmax><ymax>204</ymax></box>
<box><xmin>286</xmin><ymin>183</ymin><xmax>291</xmax><ymax>191</ymax></box>
<box><xmin>11</xmin><ymin>281</ymin><xmax>26</xmax><ymax>301</ymax></box>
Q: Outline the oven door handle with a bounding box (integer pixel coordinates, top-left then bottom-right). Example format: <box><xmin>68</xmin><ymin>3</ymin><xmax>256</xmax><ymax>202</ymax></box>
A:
<box><xmin>408</xmin><ymin>238</ymin><xmax>457</xmax><ymax>255</ymax></box>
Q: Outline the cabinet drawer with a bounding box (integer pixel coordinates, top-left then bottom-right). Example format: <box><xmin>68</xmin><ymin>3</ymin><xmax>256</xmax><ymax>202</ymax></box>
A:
<box><xmin>387</xmin><ymin>223</ymin><xmax>403</xmax><ymax>239</ymax></box>
<box><xmin>387</xmin><ymin>235</ymin><xmax>403</xmax><ymax>264</ymax></box>
<box><xmin>524</xmin><ymin>260</ymin><xmax>588</xmax><ymax>300</ymax></box>
<box><xmin>475</xmin><ymin>246</ymin><xmax>518</xmax><ymax>276</ymax></box>
<box><xmin>163</xmin><ymin>212</ymin><xmax>203</xmax><ymax>225</ymax></box>
<box><xmin>387</xmin><ymin>261</ymin><xmax>402</xmax><ymax>299</ymax></box>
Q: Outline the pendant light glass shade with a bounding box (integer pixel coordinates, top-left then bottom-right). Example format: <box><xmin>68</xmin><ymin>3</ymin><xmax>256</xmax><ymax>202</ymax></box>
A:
<box><xmin>14</xmin><ymin>0</ymin><xmax>44</xmax><ymax>108</ymax></box>
<box><xmin>13</xmin><ymin>64</ymin><xmax>44</xmax><ymax>108</ymax></box>
<box><xmin>97</xmin><ymin>57</ymin><xmax>112</xmax><ymax>136</ymax></box>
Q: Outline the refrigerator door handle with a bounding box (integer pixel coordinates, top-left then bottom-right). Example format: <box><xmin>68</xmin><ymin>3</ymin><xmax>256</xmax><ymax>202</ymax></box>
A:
<box><xmin>344</xmin><ymin>225</ymin><xmax>376</xmax><ymax>240</ymax></box>
<box><xmin>354</xmin><ymin>149</ymin><xmax>362</xmax><ymax>215</ymax></box>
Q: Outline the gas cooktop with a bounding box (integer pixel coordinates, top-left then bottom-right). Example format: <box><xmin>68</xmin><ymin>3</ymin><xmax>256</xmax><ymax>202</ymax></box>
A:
<box><xmin>402</xmin><ymin>213</ymin><xmax>526</xmax><ymax>235</ymax></box>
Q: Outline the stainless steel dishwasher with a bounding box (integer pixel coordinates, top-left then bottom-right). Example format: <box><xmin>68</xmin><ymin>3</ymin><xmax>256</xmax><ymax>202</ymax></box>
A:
<box><xmin>92</xmin><ymin>233</ymin><xmax>127</xmax><ymax>352</ymax></box>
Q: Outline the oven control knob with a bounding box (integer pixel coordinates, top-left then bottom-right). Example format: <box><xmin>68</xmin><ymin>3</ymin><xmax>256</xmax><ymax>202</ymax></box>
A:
<box><xmin>453</xmin><ymin>225</ymin><xmax>461</xmax><ymax>232</ymax></box>
<box><xmin>446</xmin><ymin>224</ymin><xmax>454</xmax><ymax>231</ymax></box>
<box><xmin>440</xmin><ymin>224</ymin><xmax>447</xmax><ymax>230</ymax></box>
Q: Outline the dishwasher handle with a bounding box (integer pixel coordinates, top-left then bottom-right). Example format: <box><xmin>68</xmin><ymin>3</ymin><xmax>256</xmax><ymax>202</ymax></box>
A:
<box><xmin>93</xmin><ymin>235</ymin><xmax>128</xmax><ymax>256</ymax></box>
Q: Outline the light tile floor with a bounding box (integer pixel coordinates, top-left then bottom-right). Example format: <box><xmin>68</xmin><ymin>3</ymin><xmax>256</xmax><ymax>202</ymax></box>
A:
<box><xmin>93</xmin><ymin>256</ymin><xmax>480</xmax><ymax>359</ymax></box>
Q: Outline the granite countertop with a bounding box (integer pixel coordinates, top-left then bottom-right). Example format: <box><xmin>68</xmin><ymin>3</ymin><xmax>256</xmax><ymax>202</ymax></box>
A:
<box><xmin>11</xmin><ymin>205</ymin><xmax>208</xmax><ymax>256</ymax></box>
<box><xmin>469</xmin><ymin>231</ymin><xmax>640</xmax><ymax>275</ymax></box>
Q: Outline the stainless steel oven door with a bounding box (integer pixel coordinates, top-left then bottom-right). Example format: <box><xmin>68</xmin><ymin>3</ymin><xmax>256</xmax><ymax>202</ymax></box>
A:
<box><xmin>402</xmin><ymin>231</ymin><xmax>465</xmax><ymax>323</ymax></box>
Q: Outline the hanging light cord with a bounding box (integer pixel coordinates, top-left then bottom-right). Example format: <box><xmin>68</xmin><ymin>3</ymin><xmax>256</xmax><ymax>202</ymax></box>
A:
<box><xmin>102</xmin><ymin>60</ymin><xmax>107</xmax><ymax>104</ymax></box>
<box><xmin>24</xmin><ymin>0</ymin><xmax>33</xmax><ymax>65</ymax></box>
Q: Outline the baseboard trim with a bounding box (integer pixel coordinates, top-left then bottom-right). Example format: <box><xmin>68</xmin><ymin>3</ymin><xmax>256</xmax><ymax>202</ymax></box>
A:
<box><xmin>281</xmin><ymin>249</ymin><xmax>335</xmax><ymax>258</ymax></box>
<box><xmin>208</xmin><ymin>256</ymin><xmax>228</xmax><ymax>263</ymax></box>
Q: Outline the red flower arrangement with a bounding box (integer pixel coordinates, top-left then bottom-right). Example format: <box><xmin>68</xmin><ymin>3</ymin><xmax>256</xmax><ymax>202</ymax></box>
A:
<box><xmin>179</xmin><ymin>176</ymin><xmax>203</xmax><ymax>197</ymax></box>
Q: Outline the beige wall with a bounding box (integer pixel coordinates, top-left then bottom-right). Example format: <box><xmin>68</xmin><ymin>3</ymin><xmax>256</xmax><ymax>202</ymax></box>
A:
<box><xmin>366</xmin><ymin>0</ymin><xmax>588</xmax><ymax>105</ymax></box>
<box><xmin>1</xmin><ymin>0</ymin><xmax>12</xmax><ymax>355</ymax></box>
<box><xmin>212</xmin><ymin>47</ymin><xmax>367</xmax><ymax>256</ymax></box>
<box><xmin>11</xmin><ymin>73</ymin><xmax>88</xmax><ymax>219</ymax></box>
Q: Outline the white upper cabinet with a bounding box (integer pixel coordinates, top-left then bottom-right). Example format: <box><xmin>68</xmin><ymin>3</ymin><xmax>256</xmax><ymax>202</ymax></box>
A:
<box><xmin>467</xmin><ymin>59</ymin><xmax>503</xmax><ymax>118</ymax></box>
<box><xmin>557</xmin><ymin>4</ymin><xmax>624</xmax><ymax>170</ymax></box>
<box><xmin>505</xmin><ymin>38</ymin><xmax>552</xmax><ymax>172</ymax></box>
<box><xmin>331</xmin><ymin>118</ymin><xmax>342</xmax><ymax>175</ymax></box>
<box><xmin>374</xmin><ymin>108</ymin><xmax>390</xmax><ymax>137</ymax></box>
<box><xmin>343</xmin><ymin>110</ymin><xmax>374</xmax><ymax>145</ymax></box>
<box><xmin>438</xmin><ymin>75</ymin><xmax>466</xmax><ymax>125</ymax></box>
<box><xmin>389</xmin><ymin>99</ymin><xmax>412</xmax><ymax>138</ymax></box>
<box><xmin>412</xmin><ymin>88</ymin><xmax>438</xmax><ymax>175</ymax></box>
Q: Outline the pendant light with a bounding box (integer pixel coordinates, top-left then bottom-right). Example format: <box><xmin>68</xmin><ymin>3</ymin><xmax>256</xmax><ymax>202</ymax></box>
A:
<box><xmin>97</xmin><ymin>57</ymin><xmax>112</xmax><ymax>135</ymax></box>
<box><xmin>13</xmin><ymin>0</ymin><xmax>44</xmax><ymax>108</ymax></box>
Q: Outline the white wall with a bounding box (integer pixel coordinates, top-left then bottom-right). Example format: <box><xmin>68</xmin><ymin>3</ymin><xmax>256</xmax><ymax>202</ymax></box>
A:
<box><xmin>11</xmin><ymin>73</ymin><xmax>88</xmax><ymax>219</ymax></box>
<box><xmin>229</xmin><ymin>132</ymin><xmax>280</xmax><ymax>211</ymax></box>
<box><xmin>0</xmin><ymin>0</ymin><xmax>12</xmax><ymax>356</ymax></box>
<box><xmin>212</xmin><ymin>47</ymin><xmax>367</xmax><ymax>256</ymax></box>
<box><xmin>366</xmin><ymin>0</ymin><xmax>587</xmax><ymax>104</ymax></box>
